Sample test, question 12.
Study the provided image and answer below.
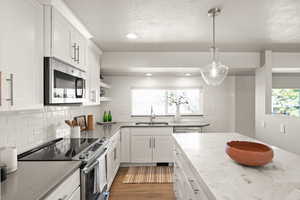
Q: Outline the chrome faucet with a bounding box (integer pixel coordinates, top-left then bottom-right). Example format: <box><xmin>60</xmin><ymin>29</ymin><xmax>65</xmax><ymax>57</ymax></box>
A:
<box><xmin>150</xmin><ymin>105</ymin><xmax>156</xmax><ymax>123</ymax></box>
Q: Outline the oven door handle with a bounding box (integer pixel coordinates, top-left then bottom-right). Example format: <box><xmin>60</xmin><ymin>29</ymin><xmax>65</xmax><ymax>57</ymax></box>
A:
<box><xmin>83</xmin><ymin>160</ymin><xmax>99</xmax><ymax>174</ymax></box>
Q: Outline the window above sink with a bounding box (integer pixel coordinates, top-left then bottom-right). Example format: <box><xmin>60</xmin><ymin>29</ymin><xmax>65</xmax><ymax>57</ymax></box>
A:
<box><xmin>131</xmin><ymin>88</ymin><xmax>203</xmax><ymax>116</ymax></box>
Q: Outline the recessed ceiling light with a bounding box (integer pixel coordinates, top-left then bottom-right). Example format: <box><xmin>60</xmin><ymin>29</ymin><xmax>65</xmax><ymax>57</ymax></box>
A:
<box><xmin>145</xmin><ymin>73</ymin><xmax>152</xmax><ymax>77</ymax></box>
<box><xmin>126</xmin><ymin>33</ymin><xmax>138</xmax><ymax>39</ymax></box>
<box><xmin>184</xmin><ymin>73</ymin><xmax>192</xmax><ymax>76</ymax></box>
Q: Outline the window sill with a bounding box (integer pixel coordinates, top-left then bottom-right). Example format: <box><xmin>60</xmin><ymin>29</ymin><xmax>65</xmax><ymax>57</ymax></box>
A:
<box><xmin>131</xmin><ymin>114</ymin><xmax>204</xmax><ymax>117</ymax></box>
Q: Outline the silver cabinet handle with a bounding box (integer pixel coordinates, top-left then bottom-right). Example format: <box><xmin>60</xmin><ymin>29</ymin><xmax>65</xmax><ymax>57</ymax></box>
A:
<box><xmin>76</xmin><ymin>45</ymin><xmax>80</xmax><ymax>63</ymax></box>
<box><xmin>114</xmin><ymin>147</ymin><xmax>117</xmax><ymax>161</ymax></box>
<box><xmin>6</xmin><ymin>74</ymin><xmax>13</xmax><ymax>106</ymax></box>
<box><xmin>153</xmin><ymin>137</ymin><xmax>155</xmax><ymax>148</ymax></box>
<box><xmin>188</xmin><ymin>179</ymin><xmax>200</xmax><ymax>194</ymax></box>
<box><xmin>149</xmin><ymin>137</ymin><xmax>151</xmax><ymax>148</ymax></box>
<box><xmin>72</xmin><ymin>43</ymin><xmax>77</xmax><ymax>61</ymax></box>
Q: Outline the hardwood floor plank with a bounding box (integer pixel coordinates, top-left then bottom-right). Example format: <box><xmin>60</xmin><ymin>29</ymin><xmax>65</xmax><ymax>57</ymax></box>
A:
<box><xmin>109</xmin><ymin>167</ymin><xmax>176</xmax><ymax>200</ymax></box>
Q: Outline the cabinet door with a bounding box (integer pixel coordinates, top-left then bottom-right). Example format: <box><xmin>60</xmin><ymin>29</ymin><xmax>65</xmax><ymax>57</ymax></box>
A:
<box><xmin>106</xmin><ymin>146</ymin><xmax>115</xmax><ymax>188</ymax></box>
<box><xmin>0</xmin><ymin>0</ymin><xmax>43</xmax><ymax>111</ymax></box>
<box><xmin>84</xmin><ymin>41</ymin><xmax>100</xmax><ymax>105</ymax></box>
<box><xmin>115</xmin><ymin>136</ymin><xmax>121</xmax><ymax>169</ymax></box>
<box><xmin>52</xmin><ymin>8</ymin><xmax>73</xmax><ymax>64</ymax></box>
<box><xmin>71</xmin><ymin>29</ymin><xmax>87</xmax><ymax>71</ymax></box>
<box><xmin>131</xmin><ymin>136</ymin><xmax>152</xmax><ymax>163</ymax></box>
<box><xmin>153</xmin><ymin>136</ymin><xmax>173</xmax><ymax>163</ymax></box>
<box><xmin>120</xmin><ymin>128</ymin><xmax>131</xmax><ymax>163</ymax></box>
<box><xmin>77</xmin><ymin>32</ymin><xmax>87</xmax><ymax>71</ymax></box>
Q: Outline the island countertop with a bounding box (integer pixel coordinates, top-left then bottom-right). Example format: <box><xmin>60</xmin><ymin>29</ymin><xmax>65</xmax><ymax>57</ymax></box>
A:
<box><xmin>173</xmin><ymin>132</ymin><xmax>300</xmax><ymax>200</ymax></box>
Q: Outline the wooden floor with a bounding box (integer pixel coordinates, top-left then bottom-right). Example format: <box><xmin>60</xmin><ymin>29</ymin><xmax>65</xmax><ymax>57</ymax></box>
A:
<box><xmin>109</xmin><ymin>167</ymin><xmax>176</xmax><ymax>200</ymax></box>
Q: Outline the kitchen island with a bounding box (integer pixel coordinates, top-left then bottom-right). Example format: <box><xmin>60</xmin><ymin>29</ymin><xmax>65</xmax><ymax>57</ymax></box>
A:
<box><xmin>173</xmin><ymin>132</ymin><xmax>300</xmax><ymax>200</ymax></box>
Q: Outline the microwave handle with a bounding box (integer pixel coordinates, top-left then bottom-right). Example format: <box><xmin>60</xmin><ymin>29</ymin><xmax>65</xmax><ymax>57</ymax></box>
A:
<box><xmin>83</xmin><ymin>160</ymin><xmax>99</xmax><ymax>174</ymax></box>
<box><xmin>75</xmin><ymin>78</ymin><xmax>83</xmax><ymax>98</ymax></box>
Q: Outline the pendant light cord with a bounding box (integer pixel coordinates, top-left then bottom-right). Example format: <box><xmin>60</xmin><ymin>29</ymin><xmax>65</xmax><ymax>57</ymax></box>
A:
<box><xmin>212</xmin><ymin>12</ymin><xmax>216</xmax><ymax>61</ymax></box>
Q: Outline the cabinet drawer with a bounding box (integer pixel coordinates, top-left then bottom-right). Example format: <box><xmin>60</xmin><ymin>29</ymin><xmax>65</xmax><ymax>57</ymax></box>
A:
<box><xmin>44</xmin><ymin>169</ymin><xmax>80</xmax><ymax>200</ymax></box>
<box><xmin>131</xmin><ymin>127</ymin><xmax>172</xmax><ymax>136</ymax></box>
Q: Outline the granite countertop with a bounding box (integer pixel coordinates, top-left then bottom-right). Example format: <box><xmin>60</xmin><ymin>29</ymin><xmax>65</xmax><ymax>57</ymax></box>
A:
<box><xmin>121</xmin><ymin>121</ymin><xmax>210</xmax><ymax>128</ymax></box>
<box><xmin>80</xmin><ymin>121</ymin><xmax>210</xmax><ymax>139</ymax></box>
<box><xmin>1</xmin><ymin>161</ymin><xmax>81</xmax><ymax>200</ymax></box>
<box><xmin>173</xmin><ymin>132</ymin><xmax>300</xmax><ymax>200</ymax></box>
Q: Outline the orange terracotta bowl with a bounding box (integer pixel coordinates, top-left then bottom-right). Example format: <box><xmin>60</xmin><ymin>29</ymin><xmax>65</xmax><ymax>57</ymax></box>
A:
<box><xmin>226</xmin><ymin>141</ymin><xmax>274</xmax><ymax>167</ymax></box>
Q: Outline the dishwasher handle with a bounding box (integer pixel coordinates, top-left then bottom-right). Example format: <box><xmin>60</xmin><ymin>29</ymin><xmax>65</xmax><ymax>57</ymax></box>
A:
<box><xmin>173</xmin><ymin>127</ymin><xmax>203</xmax><ymax>133</ymax></box>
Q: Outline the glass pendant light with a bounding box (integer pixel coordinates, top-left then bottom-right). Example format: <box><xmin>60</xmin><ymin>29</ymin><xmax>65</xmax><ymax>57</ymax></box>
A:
<box><xmin>201</xmin><ymin>8</ymin><xmax>229</xmax><ymax>86</ymax></box>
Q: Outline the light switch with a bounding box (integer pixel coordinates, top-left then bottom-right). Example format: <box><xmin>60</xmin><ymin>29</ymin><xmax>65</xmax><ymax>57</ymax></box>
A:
<box><xmin>280</xmin><ymin>124</ymin><xmax>286</xmax><ymax>134</ymax></box>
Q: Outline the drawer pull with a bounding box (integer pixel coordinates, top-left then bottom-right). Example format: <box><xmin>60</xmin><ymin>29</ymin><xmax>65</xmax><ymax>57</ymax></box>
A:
<box><xmin>188</xmin><ymin>179</ymin><xmax>201</xmax><ymax>195</ymax></box>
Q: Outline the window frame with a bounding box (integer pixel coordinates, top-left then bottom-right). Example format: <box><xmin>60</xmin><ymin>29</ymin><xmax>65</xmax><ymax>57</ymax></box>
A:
<box><xmin>130</xmin><ymin>87</ymin><xmax>204</xmax><ymax>117</ymax></box>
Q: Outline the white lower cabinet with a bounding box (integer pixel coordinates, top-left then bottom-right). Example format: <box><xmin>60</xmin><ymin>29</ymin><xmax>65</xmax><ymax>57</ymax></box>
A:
<box><xmin>120</xmin><ymin>128</ymin><xmax>131</xmax><ymax>163</ymax></box>
<box><xmin>44</xmin><ymin>169</ymin><xmax>80</xmax><ymax>200</ymax></box>
<box><xmin>131</xmin><ymin>135</ymin><xmax>153</xmax><ymax>163</ymax></box>
<box><xmin>130</xmin><ymin>128</ymin><xmax>173</xmax><ymax>163</ymax></box>
<box><xmin>107</xmin><ymin>131</ymin><xmax>121</xmax><ymax>189</ymax></box>
<box><xmin>173</xmin><ymin>143</ymin><xmax>210</xmax><ymax>200</ymax></box>
<box><xmin>152</xmin><ymin>135</ymin><xmax>173</xmax><ymax>163</ymax></box>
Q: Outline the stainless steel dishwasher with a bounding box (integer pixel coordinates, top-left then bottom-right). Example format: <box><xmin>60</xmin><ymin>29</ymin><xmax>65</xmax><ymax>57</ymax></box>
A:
<box><xmin>173</xmin><ymin>126</ymin><xmax>206</xmax><ymax>133</ymax></box>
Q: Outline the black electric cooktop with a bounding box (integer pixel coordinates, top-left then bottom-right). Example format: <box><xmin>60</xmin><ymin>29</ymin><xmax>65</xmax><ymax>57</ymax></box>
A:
<box><xmin>18</xmin><ymin>138</ymin><xmax>99</xmax><ymax>161</ymax></box>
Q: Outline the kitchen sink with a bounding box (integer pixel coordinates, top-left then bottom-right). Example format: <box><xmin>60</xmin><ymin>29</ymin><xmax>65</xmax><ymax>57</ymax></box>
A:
<box><xmin>135</xmin><ymin>122</ymin><xmax>169</xmax><ymax>126</ymax></box>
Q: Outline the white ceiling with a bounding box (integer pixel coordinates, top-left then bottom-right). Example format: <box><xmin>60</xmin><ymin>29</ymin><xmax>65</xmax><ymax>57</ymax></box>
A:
<box><xmin>64</xmin><ymin>0</ymin><xmax>300</xmax><ymax>52</ymax></box>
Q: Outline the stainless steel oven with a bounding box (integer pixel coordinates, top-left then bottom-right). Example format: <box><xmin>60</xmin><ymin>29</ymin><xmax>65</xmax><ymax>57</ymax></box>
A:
<box><xmin>44</xmin><ymin>57</ymin><xmax>86</xmax><ymax>105</ymax></box>
<box><xmin>81</xmin><ymin>147</ymin><xmax>109</xmax><ymax>200</ymax></box>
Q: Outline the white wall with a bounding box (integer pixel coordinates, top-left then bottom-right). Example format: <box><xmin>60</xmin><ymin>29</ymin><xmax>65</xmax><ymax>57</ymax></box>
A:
<box><xmin>101</xmin><ymin>52</ymin><xmax>260</xmax><ymax>75</ymax></box>
<box><xmin>272</xmin><ymin>73</ymin><xmax>300</xmax><ymax>88</ymax></box>
<box><xmin>235</xmin><ymin>76</ymin><xmax>255</xmax><ymax>137</ymax></box>
<box><xmin>101</xmin><ymin>75</ymin><xmax>238</xmax><ymax>132</ymax></box>
<box><xmin>256</xmin><ymin>51</ymin><xmax>300</xmax><ymax>154</ymax></box>
<box><xmin>0</xmin><ymin>106</ymin><xmax>101</xmax><ymax>154</ymax></box>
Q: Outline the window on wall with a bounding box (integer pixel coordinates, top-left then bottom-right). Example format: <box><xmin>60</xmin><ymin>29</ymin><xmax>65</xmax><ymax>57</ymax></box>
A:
<box><xmin>131</xmin><ymin>88</ymin><xmax>203</xmax><ymax>116</ymax></box>
<box><xmin>272</xmin><ymin>88</ymin><xmax>300</xmax><ymax>117</ymax></box>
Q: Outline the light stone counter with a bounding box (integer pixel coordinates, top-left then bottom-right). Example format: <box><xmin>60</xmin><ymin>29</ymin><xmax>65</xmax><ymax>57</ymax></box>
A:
<box><xmin>173</xmin><ymin>132</ymin><xmax>300</xmax><ymax>200</ymax></box>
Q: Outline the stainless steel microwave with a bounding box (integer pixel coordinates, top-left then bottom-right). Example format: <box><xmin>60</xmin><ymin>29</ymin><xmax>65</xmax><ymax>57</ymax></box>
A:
<box><xmin>44</xmin><ymin>57</ymin><xmax>86</xmax><ymax>105</ymax></box>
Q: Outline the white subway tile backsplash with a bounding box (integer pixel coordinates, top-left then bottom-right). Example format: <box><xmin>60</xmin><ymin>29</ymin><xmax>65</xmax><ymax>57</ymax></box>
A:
<box><xmin>0</xmin><ymin>106</ymin><xmax>101</xmax><ymax>154</ymax></box>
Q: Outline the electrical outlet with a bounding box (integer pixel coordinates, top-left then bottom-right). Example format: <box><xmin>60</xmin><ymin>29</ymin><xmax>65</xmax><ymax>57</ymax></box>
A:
<box><xmin>280</xmin><ymin>124</ymin><xmax>286</xmax><ymax>134</ymax></box>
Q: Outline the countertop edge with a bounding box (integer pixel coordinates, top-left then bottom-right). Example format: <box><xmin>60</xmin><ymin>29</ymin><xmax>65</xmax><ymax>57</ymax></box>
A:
<box><xmin>38</xmin><ymin>161</ymin><xmax>81</xmax><ymax>200</ymax></box>
<box><xmin>172</xmin><ymin>134</ymin><xmax>217</xmax><ymax>200</ymax></box>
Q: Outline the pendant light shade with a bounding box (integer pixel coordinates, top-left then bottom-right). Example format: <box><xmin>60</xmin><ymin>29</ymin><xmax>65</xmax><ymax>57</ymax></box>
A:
<box><xmin>201</xmin><ymin>60</ymin><xmax>229</xmax><ymax>86</ymax></box>
<box><xmin>201</xmin><ymin>8</ymin><xmax>229</xmax><ymax>86</ymax></box>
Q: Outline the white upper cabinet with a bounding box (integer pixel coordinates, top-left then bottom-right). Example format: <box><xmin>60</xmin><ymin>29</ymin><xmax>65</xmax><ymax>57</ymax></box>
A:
<box><xmin>45</xmin><ymin>6</ymin><xmax>87</xmax><ymax>72</ymax></box>
<box><xmin>84</xmin><ymin>40</ymin><xmax>101</xmax><ymax>105</ymax></box>
<box><xmin>71</xmin><ymin>28</ymin><xmax>87</xmax><ymax>71</ymax></box>
<box><xmin>52</xmin><ymin>8</ymin><xmax>73</xmax><ymax>64</ymax></box>
<box><xmin>0</xmin><ymin>0</ymin><xmax>43</xmax><ymax>111</ymax></box>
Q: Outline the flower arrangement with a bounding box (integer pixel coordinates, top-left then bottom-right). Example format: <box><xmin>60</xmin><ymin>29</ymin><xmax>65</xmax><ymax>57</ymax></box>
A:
<box><xmin>168</xmin><ymin>92</ymin><xmax>189</xmax><ymax>106</ymax></box>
